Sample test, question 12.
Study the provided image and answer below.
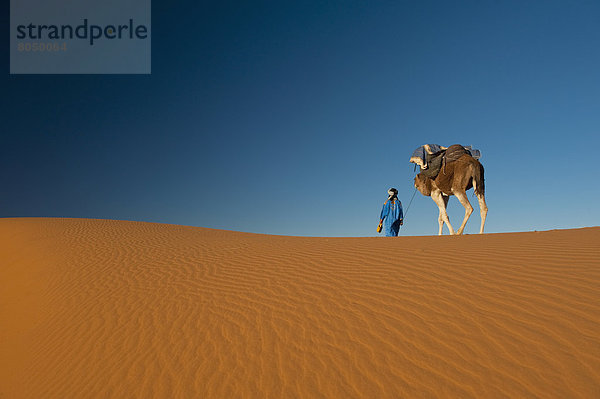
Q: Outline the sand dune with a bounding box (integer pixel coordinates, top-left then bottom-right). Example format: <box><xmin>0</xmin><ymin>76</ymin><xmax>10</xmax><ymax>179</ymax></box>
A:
<box><xmin>1</xmin><ymin>218</ymin><xmax>599</xmax><ymax>398</ymax></box>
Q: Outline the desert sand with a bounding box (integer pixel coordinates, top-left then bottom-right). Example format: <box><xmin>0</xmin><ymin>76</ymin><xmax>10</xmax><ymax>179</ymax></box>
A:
<box><xmin>1</xmin><ymin>218</ymin><xmax>599</xmax><ymax>398</ymax></box>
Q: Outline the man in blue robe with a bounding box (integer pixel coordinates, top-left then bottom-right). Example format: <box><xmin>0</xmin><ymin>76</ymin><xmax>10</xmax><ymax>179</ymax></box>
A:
<box><xmin>378</xmin><ymin>188</ymin><xmax>404</xmax><ymax>237</ymax></box>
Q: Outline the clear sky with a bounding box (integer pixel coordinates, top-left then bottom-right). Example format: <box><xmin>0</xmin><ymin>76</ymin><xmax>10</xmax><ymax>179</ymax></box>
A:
<box><xmin>3</xmin><ymin>0</ymin><xmax>600</xmax><ymax>236</ymax></box>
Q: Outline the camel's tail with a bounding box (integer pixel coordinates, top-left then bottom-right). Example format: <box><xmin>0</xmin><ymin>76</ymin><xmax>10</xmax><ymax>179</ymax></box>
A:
<box><xmin>473</xmin><ymin>161</ymin><xmax>485</xmax><ymax>196</ymax></box>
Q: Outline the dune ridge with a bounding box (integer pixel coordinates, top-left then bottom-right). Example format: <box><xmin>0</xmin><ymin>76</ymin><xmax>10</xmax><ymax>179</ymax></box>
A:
<box><xmin>1</xmin><ymin>218</ymin><xmax>599</xmax><ymax>398</ymax></box>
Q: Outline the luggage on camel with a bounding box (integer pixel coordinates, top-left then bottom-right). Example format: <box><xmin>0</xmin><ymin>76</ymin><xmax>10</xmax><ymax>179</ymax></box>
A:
<box><xmin>409</xmin><ymin>144</ymin><xmax>481</xmax><ymax>180</ymax></box>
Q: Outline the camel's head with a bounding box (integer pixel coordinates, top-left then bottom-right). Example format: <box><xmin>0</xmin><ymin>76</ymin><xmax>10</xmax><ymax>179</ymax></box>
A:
<box><xmin>414</xmin><ymin>173</ymin><xmax>432</xmax><ymax>196</ymax></box>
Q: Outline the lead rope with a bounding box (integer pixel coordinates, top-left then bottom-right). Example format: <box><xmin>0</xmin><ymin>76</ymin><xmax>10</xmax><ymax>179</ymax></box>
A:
<box><xmin>402</xmin><ymin>187</ymin><xmax>418</xmax><ymax>221</ymax></box>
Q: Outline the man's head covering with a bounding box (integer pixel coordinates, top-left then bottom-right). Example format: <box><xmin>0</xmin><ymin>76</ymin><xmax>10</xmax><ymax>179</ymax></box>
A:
<box><xmin>388</xmin><ymin>187</ymin><xmax>398</xmax><ymax>200</ymax></box>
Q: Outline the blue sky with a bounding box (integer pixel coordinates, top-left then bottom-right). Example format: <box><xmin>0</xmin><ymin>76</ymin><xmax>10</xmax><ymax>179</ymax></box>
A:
<box><xmin>3</xmin><ymin>0</ymin><xmax>600</xmax><ymax>236</ymax></box>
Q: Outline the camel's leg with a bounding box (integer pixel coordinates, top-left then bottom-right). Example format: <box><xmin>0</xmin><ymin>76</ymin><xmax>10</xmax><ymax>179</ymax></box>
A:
<box><xmin>432</xmin><ymin>191</ymin><xmax>454</xmax><ymax>235</ymax></box>
<box><xmin>437</xmin><ymin>195</ymin><xmax>449</xmax><ymax>235</ymax></box>
<box><xmin>477</xmin><ymin>193</ymin><xmax>488</xmax><ymax>234</ymax></box>
<box><xmin>454</xmin><ymin>190</ymin><xmax>473</xmax><ymax>235</ymax></box>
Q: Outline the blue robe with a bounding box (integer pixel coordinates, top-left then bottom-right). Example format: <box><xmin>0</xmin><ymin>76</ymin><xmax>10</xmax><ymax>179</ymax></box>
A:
<box><xmin>380</xmin><ymin>199</ymin><xmax>403</xmax><ymax>237</ymax></box>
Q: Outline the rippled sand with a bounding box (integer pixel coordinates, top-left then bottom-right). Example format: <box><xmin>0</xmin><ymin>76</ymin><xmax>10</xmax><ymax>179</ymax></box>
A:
<box><xmin>1</xmin><ymin>218</ymin><xmax>599</xmax><ymax>398</ymax></box>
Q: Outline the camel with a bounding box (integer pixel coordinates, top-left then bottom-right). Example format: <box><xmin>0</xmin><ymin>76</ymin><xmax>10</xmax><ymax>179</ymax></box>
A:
<box><xmin>414</xmin><ymin>151</ymin><xmax>488</xmax><ymax>235</ymax></box>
